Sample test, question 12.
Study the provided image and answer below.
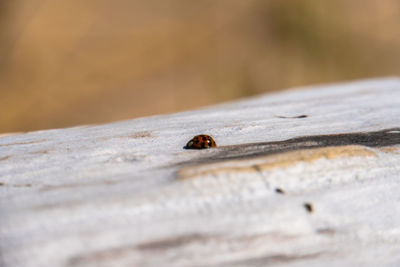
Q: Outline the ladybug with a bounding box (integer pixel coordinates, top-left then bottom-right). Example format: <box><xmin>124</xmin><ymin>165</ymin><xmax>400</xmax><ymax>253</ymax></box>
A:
<box><xmin>184</xmin><ymin>134</ymin><xmax>217</xmax><ymax>149</ymax></box>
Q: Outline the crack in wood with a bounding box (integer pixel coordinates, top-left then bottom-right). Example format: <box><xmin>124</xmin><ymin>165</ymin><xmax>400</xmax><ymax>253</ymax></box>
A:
<box><xmin>0</xmin><ymin>139</ymin><xmax>46</xmax><ymax>147</ymax></box>
<box><xmin>275</xmin><ymin>114</ymin><xmax>308</xmax><ymax>119</ymax></box>
<box><xmin>135</xmin><ymin>233</ymin><xmax>209</xmax><ymax>251</ymax></box>
<box><xmin>68</xmin><ymin>232</ymin><xmax>300</xmax><ymax>266</ymax></box>
<box><xmin>226</xmin><ymin>251</ymin><xmax>326</xmax><ymax>266</ymax></box>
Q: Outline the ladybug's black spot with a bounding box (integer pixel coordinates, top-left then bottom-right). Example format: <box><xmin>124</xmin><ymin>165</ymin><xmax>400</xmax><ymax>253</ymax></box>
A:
<box><xmin>202</xmin><ymin>136</ymin><xmax>207</xmax><ymax>141</ymax></box>
<box><xmin>194</xmin><ymin>139</ymin><xmax>200</xmax><ymax>144</ymax></box>
<box><xmin>201</xmin><ymin>142</ymin><xmax>206</xmax><ymax>148</ymax></box>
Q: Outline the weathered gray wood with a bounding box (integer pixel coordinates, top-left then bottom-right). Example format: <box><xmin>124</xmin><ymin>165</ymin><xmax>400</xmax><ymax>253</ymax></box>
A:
<box><xmin>1</xmin><ymin>78</ymin><xmax>400</xmax><ymax>267</ymax></box>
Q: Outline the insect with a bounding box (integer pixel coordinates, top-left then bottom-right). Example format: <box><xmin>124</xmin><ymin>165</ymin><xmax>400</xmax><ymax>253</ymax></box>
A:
<box><xmin>184</xmin><ymin>134</ymin><xmax>217</xmax><ymax>149</ymax></box>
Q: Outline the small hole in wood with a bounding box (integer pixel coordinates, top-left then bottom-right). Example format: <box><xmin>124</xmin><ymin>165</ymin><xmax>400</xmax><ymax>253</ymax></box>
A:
<box><xmin>275</xmin><ymin>188</ymin><xmax>285</xmax><ymax>194</ymax></box>
<box><xmin>304</xmin><ymin>203</ymin><xmax>313</xmax><ymax>213</ymax></box>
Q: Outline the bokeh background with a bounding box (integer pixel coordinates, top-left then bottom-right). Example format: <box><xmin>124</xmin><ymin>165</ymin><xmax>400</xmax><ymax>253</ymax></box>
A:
<box><xmin>1</xmin><ymin>0</ymin><xmax>400</xmax><ymax>133</ymax></box>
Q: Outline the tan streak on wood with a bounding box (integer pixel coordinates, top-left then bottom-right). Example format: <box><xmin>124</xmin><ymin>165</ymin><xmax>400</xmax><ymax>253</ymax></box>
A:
<box><xmin>178</xmin><ymin>145</ymin><xmax>377</xmax><ymax>180</ymax></box>
<box><xmin>378</xmin><ymin>146</ymin><xmax>400</xmax><ymax>153</ymax></box>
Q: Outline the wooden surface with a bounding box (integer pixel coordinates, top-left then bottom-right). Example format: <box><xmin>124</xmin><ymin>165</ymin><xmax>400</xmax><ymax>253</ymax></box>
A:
<box><xmin>1</xmin><ymin>78</ymin><xmax>400</xmax><ymax>267</ymax></box>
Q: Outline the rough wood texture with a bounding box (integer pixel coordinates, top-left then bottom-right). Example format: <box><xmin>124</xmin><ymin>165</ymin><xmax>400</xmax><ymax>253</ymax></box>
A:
<box><xmin>1</xmin><ymin>78</ymin><xmax>400</xmax><ymax>267</ymax></box>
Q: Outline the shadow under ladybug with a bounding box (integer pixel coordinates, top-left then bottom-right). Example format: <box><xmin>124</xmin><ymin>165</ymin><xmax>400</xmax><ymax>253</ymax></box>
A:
<box><xmin>184</xmin><ymin>135</ymin><xmax>217</xmax><ymax>149</ymax></box>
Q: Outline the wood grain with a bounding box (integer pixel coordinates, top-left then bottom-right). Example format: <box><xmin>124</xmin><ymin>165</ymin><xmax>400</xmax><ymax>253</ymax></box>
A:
<box><xmin>1</xmin><ymin>78</ymin><xmax>400</xmax><ymax>267</ymax></box>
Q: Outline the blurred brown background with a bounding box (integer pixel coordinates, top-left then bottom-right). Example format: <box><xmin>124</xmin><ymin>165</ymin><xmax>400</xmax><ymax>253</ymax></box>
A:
<box><xmin>1</xmin><ymin>0</ymin><xmax>400</xmax><ymax>133</ymax></box>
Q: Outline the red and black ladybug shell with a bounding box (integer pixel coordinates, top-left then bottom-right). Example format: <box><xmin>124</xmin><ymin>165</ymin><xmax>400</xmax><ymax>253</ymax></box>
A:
<box><xmin>185</xmin><ymin>135</ymin><xmax>216</xmax><ymax>149</ymax></box>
